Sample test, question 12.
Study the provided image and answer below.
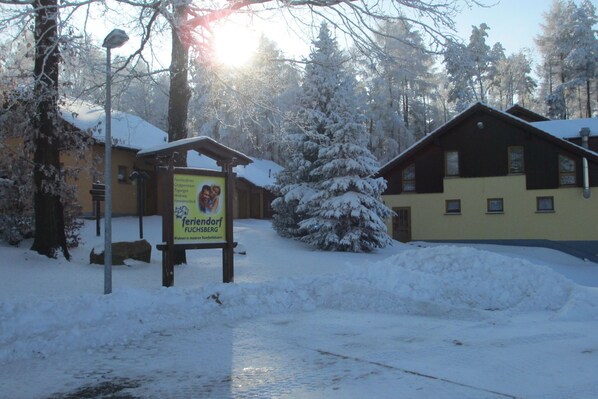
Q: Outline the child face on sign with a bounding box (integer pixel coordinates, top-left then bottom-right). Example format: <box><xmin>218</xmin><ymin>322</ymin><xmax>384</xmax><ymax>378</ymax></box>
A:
<box><xmin>210</xmin><ymin>185</ymin><xmax>220</xmax><ymax>198</ymax></box>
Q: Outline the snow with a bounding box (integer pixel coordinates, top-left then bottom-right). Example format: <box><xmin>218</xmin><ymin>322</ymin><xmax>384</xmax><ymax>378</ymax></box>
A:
<box><xmin>531</xmin><ymin>118</ymin><xmax>598</xmax><ymax>139</ymax></box>
<box><xmin>1</xmin><ymin>217</ymin><xmax>598</xmax><ymax>398</ymax></box>
<box><xmin>187</xmin><ymin>151</ymin><xmax>283</xmax><ymax>188</ymax></box>
<box><xmin>60</xmin><ymin>99</ymin><xmax>168</xmax><ymax>150</ymax></box>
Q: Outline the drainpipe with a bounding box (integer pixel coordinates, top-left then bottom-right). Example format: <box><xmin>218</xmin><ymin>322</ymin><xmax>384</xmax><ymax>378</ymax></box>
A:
<box><xmin>580</xmin><ymin>127</ymin><xmax>591</xmax><ymax>199</ymax></box>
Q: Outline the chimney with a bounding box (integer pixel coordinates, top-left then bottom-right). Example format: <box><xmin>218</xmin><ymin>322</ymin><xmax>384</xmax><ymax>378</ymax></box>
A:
<box><xmin>580</xmin><ymin>127</ymin><xmax>591</xmax><ymax>148</ymax></box>
<box><xmin>580</xmin><ymin>127</ymin><xmax>591</xmax><ymax>199</ymax></box>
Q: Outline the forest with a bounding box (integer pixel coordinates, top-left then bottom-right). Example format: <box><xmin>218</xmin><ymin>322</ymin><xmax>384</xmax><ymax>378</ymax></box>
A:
<box><xmin>0</xmin><ymin>0</ymin><xmax>596</xmax><ymax>255</ymax></box>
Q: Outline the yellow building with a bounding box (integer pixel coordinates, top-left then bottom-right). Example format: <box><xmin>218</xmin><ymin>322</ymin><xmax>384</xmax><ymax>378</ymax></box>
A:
<box><xmin>58</xmin><ymin>100</ymin><xmax>169</xmax><ymax>216</ymax></box>
<box><xmin>377</xmin><ymin>103</ymin><xmax>598</xmax><ymax>261</ymax></box>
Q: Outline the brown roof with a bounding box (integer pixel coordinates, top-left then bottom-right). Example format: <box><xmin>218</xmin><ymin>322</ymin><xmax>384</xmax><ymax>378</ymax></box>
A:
<box><xmin>137</xmin><ymin>136</ymin><xmax>252</xmax><ymax>167</ymax></box>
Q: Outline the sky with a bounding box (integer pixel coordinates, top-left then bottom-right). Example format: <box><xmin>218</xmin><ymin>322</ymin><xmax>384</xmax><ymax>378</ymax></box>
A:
<box><xmin>453</xmin><ymin>0</ymin><xmax>555</xmax><ymax>58</ymax></box>
<box><xmin>96</xmin><ymin>0</ymin><xmax>578</xmax><ymax>69</ymax></box>
<box><xmin>208</xmin><ymin>0</ymin><xmax>561</xmax><ymax>67</ymax></box>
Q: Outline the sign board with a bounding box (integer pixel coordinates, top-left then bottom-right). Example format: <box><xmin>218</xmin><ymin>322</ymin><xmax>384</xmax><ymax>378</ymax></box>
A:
<box><xmin>173</xmin><ymin>171</ymin><xmax>226</xmax><ymax>245</ymax></box>
<box><xmin>90</xmin><ymin>183</ymin><xmax>106</xmax><ymax>201</ymax></box>
<box><xmin>137</xmin><ymin>137</ymin><xmax>252</xmax><ymax>286</ymax></box>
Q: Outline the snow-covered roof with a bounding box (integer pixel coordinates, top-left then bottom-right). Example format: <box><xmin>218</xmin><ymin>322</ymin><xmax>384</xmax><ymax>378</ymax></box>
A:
<box><xmin>60</xmin><ymin>100</ymin><xmax>168</xmax><ymax>150</ymax></box>
<box><xmin>187</xmin><ymin>152</ymin><xmax>282</xmax><ymax>188</ymax></box>
<box><xmin>530</xmin><ymin>118</ymin><xmax>598</xmax><ymax>139</ymax></box>
<box><xmin>137</xmin><ymin>136</ymin><xmax>252</xmax><ymax>167</ymax></box>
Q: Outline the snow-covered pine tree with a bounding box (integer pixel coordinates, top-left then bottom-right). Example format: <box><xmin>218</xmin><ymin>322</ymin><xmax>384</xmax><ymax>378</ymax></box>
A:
<box><xmin>271</xmin><ymin>129</ymin><xmax>316</xmax><ymax>238</ymax></box>
<box><xmin>296</xmin><ymin>23</ymin><xmax>392</xmax><ymax>252</ymax></box>
<box><xmin>271</xmin><ymin>22</ymin><xmax>342</xmax><ymax>238</ymax></box>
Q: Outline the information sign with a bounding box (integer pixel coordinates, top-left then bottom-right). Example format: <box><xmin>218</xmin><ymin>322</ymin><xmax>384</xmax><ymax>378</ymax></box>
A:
<box><xmin>173</xmin><ymin>173</ymin><xmax>227</xmax><ymax>244</ymax></box>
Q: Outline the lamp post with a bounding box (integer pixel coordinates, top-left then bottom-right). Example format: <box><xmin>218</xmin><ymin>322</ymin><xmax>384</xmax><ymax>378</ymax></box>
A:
<box><xmin>103</xmin><ymin>29</ymin><xmax>129</xmax><ymax>295</ymax></box>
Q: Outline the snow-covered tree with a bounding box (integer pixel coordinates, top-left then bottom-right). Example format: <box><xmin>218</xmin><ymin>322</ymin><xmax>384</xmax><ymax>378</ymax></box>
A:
<box><xmin>270</xmin><ymin>127</ymin><xmax>316</xmax><ymax>238</ymax></box>
<box><xmin>272</xmin><ymin>24</ymin><xmax>340</xmax><ymax>238</ymax></box>
<box><xmin>298</xmin><ymin>75</ymin><xmax>392</xmax><ymax>252</ymax></box>
<box><xmin>564</xmin><ymin>0</ymin><xmax>598</xmax><ymax>117</ymax></box>
<box><xmin>188</xmin><ymin>38</ymin><xmax>300</xmax><ymax>162</ymax></box>
<box><xmin>361</xmin><ymin>20</ymin><xmax>438</xmax><ymax>162</ymax></box>
<box><xmin>490</xmin><ymin>50</ymin><xmax>537</xmax><ymax>109</ymax></box>
<box><xmin>536</xmin><ymin>0</ymin><xmax>598</xmax><ymax>118</ymax></box>
<box><xmin>444</xmin><ymin>23</ymin><xmax>502</xmax><ymax>109</ymax></box>
<box><xmin>273</xmin><ymin>23</ymin><xmax>391</xmax><ymax>252</ymax></box>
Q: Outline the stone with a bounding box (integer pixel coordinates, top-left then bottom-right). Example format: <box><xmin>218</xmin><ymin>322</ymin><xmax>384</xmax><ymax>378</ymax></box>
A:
<box><xmin>90</xmin><ymin>239</ymin><xmax>152</xmax><ymax>265</ymax></box>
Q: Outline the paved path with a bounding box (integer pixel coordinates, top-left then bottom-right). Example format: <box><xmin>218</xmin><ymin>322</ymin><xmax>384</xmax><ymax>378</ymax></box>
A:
<box><xmin>2</xmin><ymin>310</ymin><xmax>597</xmax><ymax>399</ymax></box>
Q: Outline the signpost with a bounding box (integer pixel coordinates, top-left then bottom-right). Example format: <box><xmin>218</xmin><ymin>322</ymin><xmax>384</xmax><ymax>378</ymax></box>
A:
<box><xmin>129</xmin><ymin>170</ymin><xmax>149</xmax><ymax>239</ymax></box>
<box><xmin>136</xmin><ymin>136</ymin><xmax>252</xmax><ymax>287</ymax></box>
<box><xmin>89</xmin><ymin>182</ymin><xmax>105</xmax><ymax>237</ymax></box>
<box><xmin>158</xmin><ymin>164</ymin><xmax>234</xmax><ymax>286</ymax></box>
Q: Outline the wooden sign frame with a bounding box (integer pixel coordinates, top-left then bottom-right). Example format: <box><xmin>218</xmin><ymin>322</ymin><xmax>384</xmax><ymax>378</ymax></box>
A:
<box><xmin>157</xmin><ymin>159</ymin><xmax>236</xmax><ymax>286</ymax></box>
<box><xmin>137</xmin><ymin>136</ymin><xmax>252</xmax><ymax>287</ymax></box>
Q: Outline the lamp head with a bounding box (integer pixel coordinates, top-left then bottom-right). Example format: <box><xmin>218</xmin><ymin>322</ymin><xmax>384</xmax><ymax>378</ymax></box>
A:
<box><xmin>103</xmin><ymin>29</ymin><xmax>129</xmax><ymax>49</ymax></box>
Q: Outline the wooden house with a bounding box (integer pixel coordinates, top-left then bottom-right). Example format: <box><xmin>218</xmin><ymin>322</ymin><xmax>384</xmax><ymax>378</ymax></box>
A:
<box><xmin>1</xmin><ymin>100</ymin><xmax>167</xmax><ymax>217</ymax></box>
<box><xmin>60</xmin><ymin>100</ymin><xmax>167</xmax><ymax>216</ymax></box>
<box><xmin>377</xmin><ymin>102</ymin><xmax>598</xmax><ymax>260</ymax></box>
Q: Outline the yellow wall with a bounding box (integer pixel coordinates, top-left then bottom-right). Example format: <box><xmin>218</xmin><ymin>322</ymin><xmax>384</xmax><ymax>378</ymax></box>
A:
<box><xmin>79</xmin><ymin>145</ymin><xmax>155</xmax><ymax>216</ymax></box>
<box><xmin>383</xmin><ymin>175</ymin><xmax>598</xmax><ymax>241</ymax></box>
<box><xmin>4</xmin><ymin>137</ymin><xmax>148</xmax><ymax>216</ymax></box>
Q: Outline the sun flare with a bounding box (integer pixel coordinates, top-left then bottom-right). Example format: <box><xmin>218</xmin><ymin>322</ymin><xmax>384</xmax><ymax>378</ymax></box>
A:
<box><xmin>212</xmin><ymin>23</ymin><xmax>258</xmax><ymax>67</ymax></box>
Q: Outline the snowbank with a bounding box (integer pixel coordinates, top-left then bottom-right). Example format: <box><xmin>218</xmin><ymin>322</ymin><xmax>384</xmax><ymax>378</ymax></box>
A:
<box><xmin>2</xmin><ymin>244</ymin><xmax>594</xmax><ymax>363</ymax></box>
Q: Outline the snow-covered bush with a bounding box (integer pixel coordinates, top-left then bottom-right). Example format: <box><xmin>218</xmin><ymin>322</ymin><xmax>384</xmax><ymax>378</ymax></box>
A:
<box><xmin>0</xmin><ymin>93</ymin><xmax>88</xmax><ymax>248</ymax></box>
<box><xmin>0</xmin><ymin>150</ymin><xmax>34</xmax><ymax>245</ymax></box>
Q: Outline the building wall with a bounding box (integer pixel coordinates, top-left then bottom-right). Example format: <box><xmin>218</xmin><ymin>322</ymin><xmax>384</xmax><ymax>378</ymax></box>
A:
<box><xmin>72</xmin><ymin>145</ymin><xmax>156</xmax><ymax>216</ymax></box>
<box><xmin>381</xmin><ymin>109</ymin><xmax>598</xmax><ymax>195</ymax></box>
<box><xmin>62</xmin><ymin>144</ymin><xmax>156</xmax><ymax>217</ymax></box>
<box><xmin>383</xmin><ymin>175</ymin><xmax>598</xmax><ymax>242</ymax></box>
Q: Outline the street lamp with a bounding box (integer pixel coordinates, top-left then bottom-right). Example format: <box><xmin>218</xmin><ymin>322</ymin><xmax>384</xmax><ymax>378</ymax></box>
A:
<box><xmin>103</xmin><ymin>28</ymin><xmax>129</xmax><ymax>295</ymax></box>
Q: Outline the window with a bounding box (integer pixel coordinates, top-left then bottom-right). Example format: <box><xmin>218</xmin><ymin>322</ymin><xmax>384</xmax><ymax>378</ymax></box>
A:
<box><xmin>402</xmin><ymin>164</ymin><xmax>416</xmax><ymax>192</ymax></box>
<box><xmin>508</xmin><ymin>146</ymin><xmax>524</xmax><ymax>173</ymax></box>
<box><xmin>537</xmin><ymin>196</ymin><xmax>554</xmax><ymax>212</ymax></box>
<box><xmin>559</xmin><ymin>155</ymin><xmax>576</xmax><ymax>186</ymax></box>
<box><xmin>445</xmin><ymin>151</ymin><xmax>459</xmax><ymax>176</ymax></box>
<box><xmin>117</xmin><ymin>165</ymin><xmax>128</xmax><ymax>184</ymax></box>
<box><xmin>487</xmin><ymin>198</ymin><xmax>504</xmax><ymax>213</ymax></box>
<box><xmin>445</xmin><ymin>199</ymin><xmax>461</xmax><ymax>214</ymax></box>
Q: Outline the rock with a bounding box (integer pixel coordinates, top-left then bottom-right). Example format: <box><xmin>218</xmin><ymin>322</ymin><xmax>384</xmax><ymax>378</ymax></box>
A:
<box><xmin>90</xmin><ymin>240</ymin><xmax>152</xmax><ymax>265</ymax></box>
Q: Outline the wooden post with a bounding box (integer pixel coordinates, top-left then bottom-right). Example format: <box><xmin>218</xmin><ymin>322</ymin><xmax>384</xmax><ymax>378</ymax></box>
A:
<box><xmin>90</xmin><ymin>182</ymin><xmax>105</xmax><ymax>237</ymax></box>
<box><xmin>95</xmin><ymin>199</ymin><xmax>101</xmax><ymax>237</ymax></box>
<box><xmin>161</xmin><ymin>154</ymin><xmax>176</xmax><ymax>287</ymax></box>
<box><xmin>139</xmin><ymin>176</ymin><xmax>145</xmax><ymax>239</ymax></box>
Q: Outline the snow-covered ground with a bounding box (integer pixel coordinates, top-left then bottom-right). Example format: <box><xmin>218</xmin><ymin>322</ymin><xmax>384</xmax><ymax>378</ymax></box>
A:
<box><xmin>1</xmin><ymin>217</ymin><xmax>598</xmax><ymax>398</ymax></box>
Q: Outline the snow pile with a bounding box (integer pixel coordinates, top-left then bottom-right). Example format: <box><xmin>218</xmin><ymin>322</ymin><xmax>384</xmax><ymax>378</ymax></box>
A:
<box><xmin>2</xmin><ymin>245</ymin><xmax>592</xmax><ymax>363</ymax></box>
<box><xmin>344</xmin><ymin>246</ymin><xmax>574</xmax><ymax>313</ymax></box>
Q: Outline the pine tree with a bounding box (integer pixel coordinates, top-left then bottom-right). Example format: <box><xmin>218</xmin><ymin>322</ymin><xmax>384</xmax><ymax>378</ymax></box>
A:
<box><xmin>272</xmin><ymin>22</ymin><xmax>391</xmax><ymax>252</ymax></box>
<box><xmin>271</xmin><ymin>23</ymin><xmax>341</xmax><ymax>238</ymax></box>
<box><xmin>299</xmin><ymin>71</ymin><xmax>392</xmax><ymax>252</ymax></box>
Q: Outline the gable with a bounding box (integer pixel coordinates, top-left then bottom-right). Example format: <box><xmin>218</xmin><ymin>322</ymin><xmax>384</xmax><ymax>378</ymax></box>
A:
<box><xmin>379</xmin><ymin>103</ymin><xmax>598</xmax><ymax>194</ymax></box>
<box><xmin>505</xmin><ymin>104</ymin><xmax>549</xmax><ymax>122</ymax></box>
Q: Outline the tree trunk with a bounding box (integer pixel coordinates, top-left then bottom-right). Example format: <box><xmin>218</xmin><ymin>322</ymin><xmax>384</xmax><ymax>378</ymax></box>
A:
<box><xmin>169</xmin><ymin>3</ymin><xmax>191</xmax><ymax>157</ymax></box>
<box><xmin>168</xmin><ymin>3</ymin><xmax>192</xmax><ymax>265</ymax></box>
<box><xmin>30</xmin><ymin>0</ymin><xmax>69</xmax><ymax>259</ymax></box>
<box><xmin>586</xmin><ymin>78</ymin><xmax>591</xmax><ymax>118</ymax></box>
